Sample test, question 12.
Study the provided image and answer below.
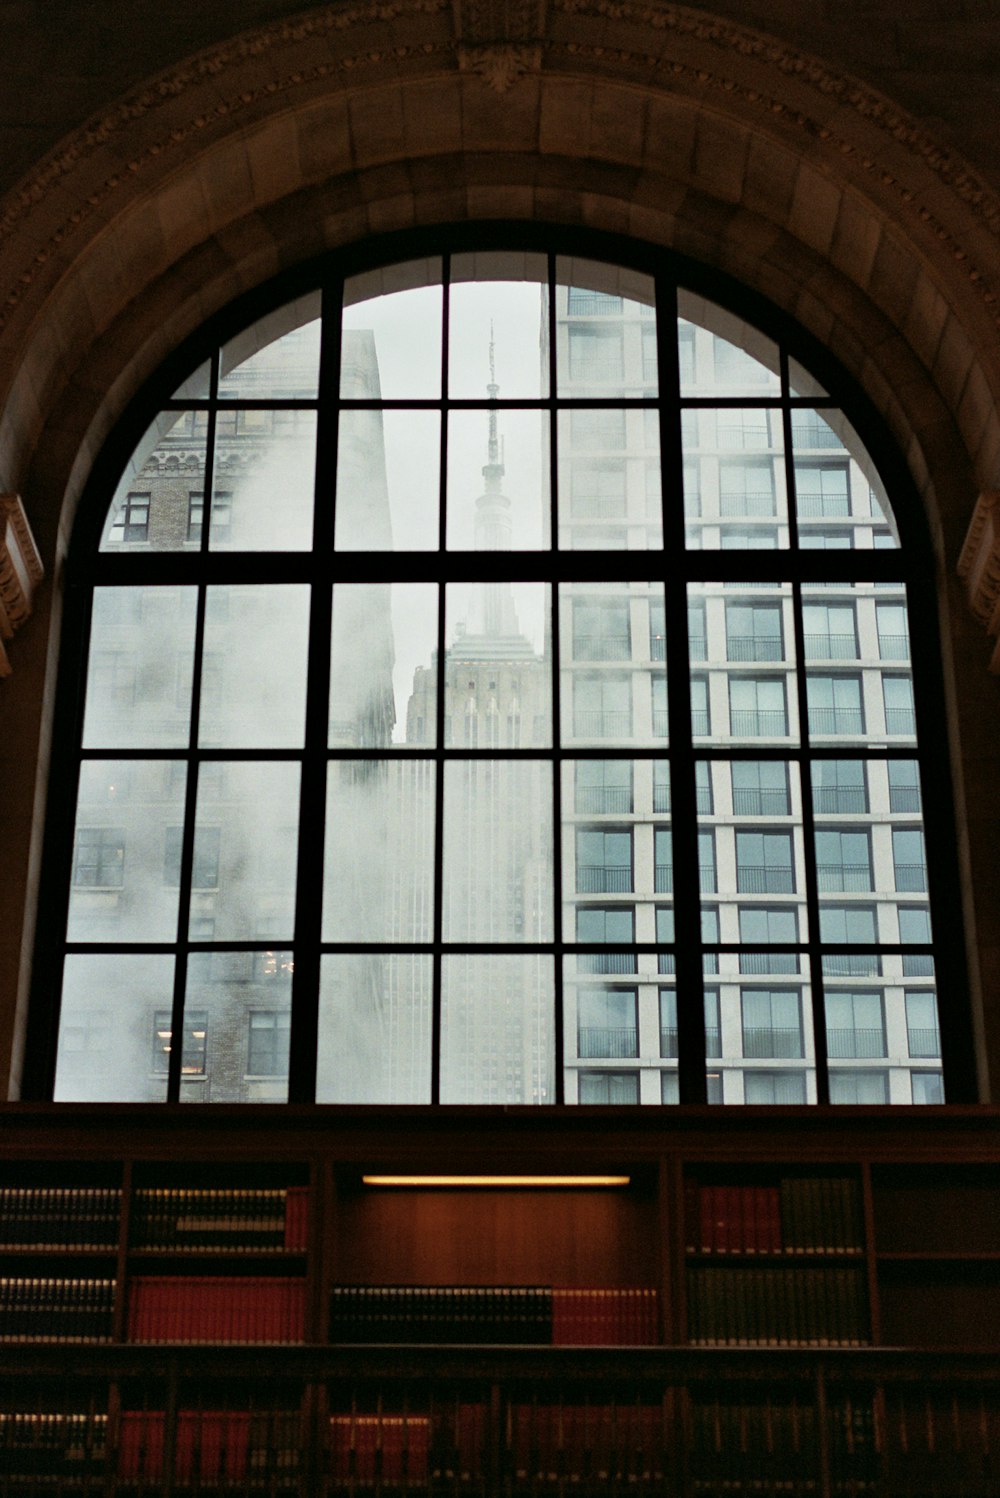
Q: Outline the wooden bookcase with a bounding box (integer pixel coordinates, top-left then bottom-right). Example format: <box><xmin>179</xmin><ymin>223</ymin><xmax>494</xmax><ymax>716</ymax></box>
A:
<box><xmin>1</xmin><ymin>1104</ymin><xmax>999</xmax><ymax>1493</ymax></box>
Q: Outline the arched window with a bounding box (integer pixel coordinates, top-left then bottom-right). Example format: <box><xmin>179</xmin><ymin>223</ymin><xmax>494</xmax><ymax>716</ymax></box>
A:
<box><xmin>27</xmin><ymin>233</ymin><xmax>970</xmax><ymax>1105</ymax></box>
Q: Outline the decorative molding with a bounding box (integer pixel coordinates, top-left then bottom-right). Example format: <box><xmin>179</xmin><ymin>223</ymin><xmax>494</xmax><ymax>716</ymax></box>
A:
<box><xmin>957</xmin><ymin>490</ymin><xmax>1000</xmax><ymax>670</ymax></box>
<box><xmin>0</xmin><ymin>496</ymin><xmax>44</xmax><ymax>677</ymax></box>
<box><xmin>0</xmin><ymin>0</ymin><xmax>998</xmax><ymax>334</ymax></box>
<box><xmin>453</xmin><ymin>0</ymin><xmax>546</xmax><ymax>89</ymax></box>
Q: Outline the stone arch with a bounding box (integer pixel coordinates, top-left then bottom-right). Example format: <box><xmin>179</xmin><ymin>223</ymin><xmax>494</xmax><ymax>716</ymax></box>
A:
<box><xmin>3</xmin><ymin>0</ymin><xmax>1000</xmax><ymax>1095</ymax></box>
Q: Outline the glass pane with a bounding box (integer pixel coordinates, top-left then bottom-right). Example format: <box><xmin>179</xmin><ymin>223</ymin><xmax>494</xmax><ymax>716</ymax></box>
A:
<box><xmin>317</xmin><ymin>953</ymin><xmax>432</xmax><ymax>1103</ymax></box>
<box><xmin>190</xmin><ymin>762</ymin><xmax>299</xmax><ymax>941</ymax></box>
<box><xmin>179</xmin><ymin>950</ymin><xmax>293</xmax><ymax>1103</ymax></box>
<box><xmin>199</xmin><ymin>584</ymin><xmax>309</xmax><ymax>748</ymax></box>
<box><xmin>677</xmin><ymin>293</ymin><xmax>780</xmax><ymax>396</ymax></box>
<box><xmin>558</xmin><ymin>409</ymin><xmax>661</xmax><ymax>551</ymax></box>
<box><xmin>449</xmin><ymin>253</ymin><xmax>547</xmax><ymax>398</ymax></box>
<box><xmin>801</xmin><ymin>591</ymin><xmax>860</xmax><ymax>662</ymax></box>
<box><xmin>100</xmin><ymin>413</ymin><xmax>208</xmax><ymax>552</ymax></box>
<box><xmin>68</xmin><ymin>760</ymin><xmax>186</xmax><ymax>942</ymax></box>
<box><xmin>689</xmin><ymin>582</ymin><xmax>798</xmax><ymax>745</ymax></box>
<box><xmin>440</xmin><ymin>954</ymin><xmax>555</xmax><ymax>1103</ymax></box>
<box><xmin>556</xmin><ymin>258</ymin><xmax>656</xmax><ymax>398</ymax></box>
<box><xmin>82</xmin><ymin>587</ymin><xmax>197</xmax><ymax>748</ymax></box>
<box><xmin>447</xmin><ymin>408</ymin><xmax>549</xmax><ymax>550</ymax></box>
<box><xmin>683</xmin><ymin>409</ymin><xmax>789</xmax><ymax>549</ymax></box>
<box><xmin>341</xmin><ymin>260</ymin><xmax>442</xmax><ymax>400</ymax></box>
<box><xmin>209</xmin><ymin>408</ymin><xmax>315</xmax><ymax>551</ymax></box>
<box><xmin>334</xmin><ymin>409</ymin><xmax>440</xmax><ymax>552</ymax></box>
<box><xmin>54</xmin><ymin>954</ymin><xmax>174</xmax><ymax>1101</ymax></box>
<box><xmin>443</xmin><ymin>761</ymin><xmax>553</xmax><ymax>941</ymax></box>
<box><xmin>805</xmin><ymin>673</ymin><xmax>867</xmax><ymax>747</ymax></box>
<box><xmin>219</xmin><ymin>296</ymin><xmax>320</xmax><ymax>398</ymax></box>
<box><xmin>563</xmin><ymin>760</ymin><xmax>670</xmax><ymax>914</ymax></box>
<box><xmin>793</xmin><ymin>410</ymin><xmax>899</xmax><ymax>548</ymax></box>
<box><xmin>561</xmin><ymin>583</ymin><xmax>666</xmax><ymax>746</ymax></box>
<box><xmin>324</xmin><ymin>759</ymin><xmax>435</xmax><ymax>941</ymax></box>
<box><xmin>445</xmin><ymin>582</ymin><xmax>551</xmax><ymax>747</ymax></box>
<box><xmin>330</xmin><ymin>582</ymin><xmax>438</xmax><ymax>748</ymax></box>
<box><xmin>718</xmin><ymin>954</ymin><xmax>816</xmax><ymax>1104</ymax></box>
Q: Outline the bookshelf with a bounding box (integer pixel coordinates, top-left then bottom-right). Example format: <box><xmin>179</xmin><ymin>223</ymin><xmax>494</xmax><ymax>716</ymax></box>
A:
<box><xmin>0</xmin><ymin>1106</ymin><xmax>999</xmax><ymax>1493</ymax></box>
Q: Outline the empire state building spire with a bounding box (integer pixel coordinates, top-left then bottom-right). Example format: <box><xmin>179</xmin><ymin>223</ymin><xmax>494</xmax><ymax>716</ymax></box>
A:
<box><xmin>475</xmin><ymin>324</ymin><xmax>513</xmax><ymax>556</ymax></box>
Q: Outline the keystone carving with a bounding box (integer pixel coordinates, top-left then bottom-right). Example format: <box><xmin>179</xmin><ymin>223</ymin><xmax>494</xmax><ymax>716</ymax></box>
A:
<box><xmin>453</xmin><ymin>0</ymin><xmax>546</xmax><ymax>89</ymax></box>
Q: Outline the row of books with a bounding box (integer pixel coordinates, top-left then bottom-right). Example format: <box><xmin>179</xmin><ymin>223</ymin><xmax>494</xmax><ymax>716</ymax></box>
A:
<box><xmin>328</xmin><ymin>1286</ymin><xmax>660</xmax><ymax>1345</ymax></box>
<box><xmin>117</xmin><ymin>1410</ymin><xmax>304</xmax><ymax>1483</ymax></box>
<box><xmin>129</xmin><ymin>1186</ymin><xmax>308</xmax><ymax>1252</ymax></box>
<box><xmin>0</xmin><ymin>1187</ymin><xmax>121</xmax><ymax>1249</ymax></box>
<box><xmin>0</xmin><ymin>1278</ymin><xmax>115</xmax><ymax>1342</ymax></box>
<box><xmin>686</xmin><ymin>1178</ymin><xmax>863</xmax><ymax>1255</ymax></box>
<box><xmin>127</xmin><ymin>1276</ymin><xmax>305</xmax><ymax>1343</ymax></box>
<box><xmin>687</xmin><ymin>1265</ymin><xmax>868</xmax><ymax>1346</ymax></box>
<box><xmin>0</xmin><ymin>1412</ymin><xmax>107</xmax><ymax>1475</ymax></box>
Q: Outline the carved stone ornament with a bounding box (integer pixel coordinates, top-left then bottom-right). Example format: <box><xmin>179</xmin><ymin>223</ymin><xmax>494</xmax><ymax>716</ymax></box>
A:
<box><xmin>957</xmin><ymin>490</ymin><xmax>1000</xmax><ymax>671</ymax></box>
<box><xmin>0</xmin><ymin>495</ymin><xmax>44</xmax><ymax>678</ymax></box>
<box><xmin>453</xmin><ymin>0</ymin><xmax>546</xmax><ymax>89</ymax></box>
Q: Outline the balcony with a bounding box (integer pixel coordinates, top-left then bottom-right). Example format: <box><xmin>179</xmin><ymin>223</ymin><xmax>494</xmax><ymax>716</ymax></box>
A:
<box><xmin>649</xmin><ymin>633</ymin><xmax>667</xmax><ymax>660</ymax></box>
<box><xmin>578</xmin><ymin>1026</ymin><xmax>638</xmax><ymax>1059</ymax></box>
<box><xmin>816</xmin><ymin>863</ymin><xmax>872</xmax><ymax>892</ymax></box>
<box><xmin>571</xmin><ymin>495</ymin><xmax>626</xmax><ymax>520</ymax></box>
<box><xmin>742</xmin><ymin>1027</ymin><xmax>804</xmax><ymax>1059</ymax></box>
<box><xmin>740</xmin><ymin>952</ymin><xmax>799</xmax><ymax>974</ymax></box>
<box><xmin>804</xmin><ymin>633</ymin><xmax>857</xmax><ymax>660</ymax></box>
<box><xmin>878</xmin><ymin>633</ymin><xmax>910</xmax><ymax>660</ymax></box>
<box><xmin>652</xmin><ymin>782</ymin><xmax>671</xmax><ymax>813</ymax></box>
<box><xmin>885</xmin><ymin>709</ymin><xmax>916</xmax><ymax>735</ymax></box>
<box><xmin>813</xmin><ymin>788</ymin><xmax>867</xmax><ymax>814</ymax></box>
<box><xmin>573</xmin><ymin>634</ymin><xmax>631</xmax><ymax>661</ymax></box>
<box><xmin>826</xmin><ymin>1027</ymin><xmax>886</xmax><ymax>1059</ymax></box>
<box><xmin>574</xmin><ymin>785</ymin><xmax>632</xmax><ymax>814</ymax></box>
<box><xmin>660</xmin><ymin>1026</ymin><xmax>678</xmax><ymax>1058</ymax></box>
<box><xmin>808</xmin><ymin>708</ymin><xmax>864</xmax><ymax>736</ymax></box>
<box><xmin>824</xmin><ymin>954</ymin><xmax>880</xmax><ymax>977</ymax></box>
<box><xmin>576</xmin><ymin>865</ymin><xmax>632</xmax><ymax>894</ymax></box>
<box><xmin>572</xmin><ymin>711</ymin><xmax>632</xmax><ymax>738</ymax></box>
<box><xmin>652</xmin><ymin>709</ymin><xmax>670</xmax><ymax>737</ymax></box>
<box><xmin>691</xmin><ymin>710</ymin><xmax>710</xmax><ymax>736</ymax></box>
<box><xmin>654</xmin><ymin>863</ymin><xmax>673</xmax><ymax>893</ymax></box>
<box><xmin>894</xmin><ymin>863</ymin><xmax>928</xmax><ymax>893</ymax></box>
<box><xmin>575</xmin><ymin>952</ymin><xmax>637</xmax><ymax>975</ymax></box>
<box><xmin>732</xmin><ymin>787</ymin><xmax>790</xmax><ymax>816</ymax></box>
<box><xmin>726</xmin><ymin>636</ymin><xmax>784</xmax><ymax>662</ymax></box>
<box><xmin>735</xmin><ymin>865</ymin><xmax>795</xmax><ymax>894</ymax></box>
<box><xmin>907</xmin><ymin>1026</ymin><xmax>942</xmax><ymax>1058</ymax></box>
<box><xmin>719</xmin><ymin>492</ymin><xmax>776</xmax><ymax>517</ymax></box>
<box><xmin>729</xmin><ymin>710</ymin><xmax>788</xmax><ymax>737</ymax></box>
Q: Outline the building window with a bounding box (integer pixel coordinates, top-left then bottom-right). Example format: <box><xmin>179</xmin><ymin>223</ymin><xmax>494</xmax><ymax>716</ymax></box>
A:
<box><xmin>825</xmin><ymin>991</ymin><xmax>885</xmax><ymax>1059</ymax></box>
<box><xmin>815</xmin><ymin>829</ymin><xmax>873</xmax><ymax>892</ymax></box>
<box><xmin>905</xmin><ymin>991</ymin><xmax>941</xmax><ymax>1058</ymax></box>
<box><xmin>72</xmin><ymin>827</ymin><xmax>125</xmax><ymax>888</ymax></box>
<box><xmin>741</xmin><ymin>989</ymin><xmax>803</xmax><ymax>1059</ymax></box>
<box><xmin>828</xmin><ymin>1070</ymin><xmax>889</xmax><ymax>1104</ymax></box>
<box><xmin>578</xmin><ymin>1071</ymin><xmax>639</xmax><ymax>1104</ymax></box>
<box><xmin>153</xmin><ymin>1010</ymin><xmax>208</xmax><ymax>1076</ymax></box>
<box><xmin>36</xmin><ymin>239</ymin><xmax>960</xmax><ymax>1107</ymax></box>
<box><xmin>735</xmin><ymin>832</ymin><xmax>795</xmax><ymax>894</ymax></box>
<box><xmin>911</xmin><ymin>1071</ymin><xmax>945</xmax><ymax>1105</ymax></box>
<box><xmin>725</xmin><ymin>601</ymin><xmax>784</xmax><ymax>661</ymax></box>
<box><xmin>577</xmin><ymin>987</ymin><xmax>638</xmax><ymax>1059</ymax></box>
<box><xmin>247</xmin><ymin>1010</ymin><xmax>291</xmax><ymax>1076</ymax></box>
<box><xmin>576</xmin><ymin>828</ymin><xmax>632</xmax><ymax>893</ymax></box>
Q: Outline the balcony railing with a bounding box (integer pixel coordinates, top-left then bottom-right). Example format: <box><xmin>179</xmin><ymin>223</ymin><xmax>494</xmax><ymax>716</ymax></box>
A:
<box><xmin>907</xmin><ymin>1026</ymin><xmax>942</xmax><ymax>1058</ymax></box>
<box><xmin>691</xmin><ymin>710</ymin><xmax>710</xmax><ymax>736</ymax></box>
<box><xmin>652</xmin><ymin>709</ymin><xmax>670</xmax><ymax>737</ymax></box>
<box><xmin>730</xmin><ymin>710</ymin><xmax>789</xmax><ymax>737</ymax></box>
<box><xmin>824</xmin><ymin>954</ymin><xmax>881</xmax><ymax>976</ymax></box>
<box><xmin>796</xmin><ymin>494</ymin><xmax>850</xmax><ymax>518</ymax></box>
<box><xmin>889</xmin><ymin>787</ymin><xmax>921</xmax><ymax>813</ymax></box>
<box><xmin>878</xmin><ymin>632</ymin><xmax>910</xmax><ymax>660</ymax></box>
<box><xmin>808</xmin><ymin>708</ymin><xmax>864</xmax><ymax>735</ymax></box>
<box><xmin>578</xmin><ymin>1026</ymin><xmax>638</xmax><ymax>1059</ymax></box>
<box><xmin>885</xmin><ymin>708</ymin><xmax>917</xmax><ymax>735</ymax></box>
<box><xmin>735</xmin><ymin>865</ymin><xmax>795</xmax><ymax>894</ymax></box>
<box><xmin>576</xmin><ymin>865</ymin><xmax>632</xmax><ymax>893</ymax></box>
<box><xmin>660</xmin><ymin>1026</ymin><xmax>679</xmax><ymax>1058</ymax></box>
<box><xmin>813</xmin><ymin>788</ymin><xmax>867</xmax><ymax>813</ymax></box>
<box><xmin>804</xmin><ymin>633</ymin><xmax>857</xmax><ymax>659</ymax></box>
<box><xmin>719</xmin><ymin>491</ymin><xmax>777</xmax><ymax>517</ymax></box>
<box><xmin>816</xmin><ymin>863</ymin><xmax>872</xmax><ymax>892</ymax></box>
<box><xmin>571</xmin><ymin>495</ymin><xmax>627</xmax><ymax>519</ymax></box>
<box><xmin>573</xmin><ymin>634</ymin><xmax>631</xmax><ymax>661</ymax></box>
<box><xmin>699</xmin><ymin>863</ymin><xmax>716</xmax><ymax>892</ymax></box>
<box><xmin>826</xmin><ymin>1026</ymin><xmax>886</xmax><ymax>1059</ymax></box>
<box><xmin>11</xmin><ymin>1344</ymin><xmax>1000</xmax><ymax>1497</ymax></box>
<box><xmin>652</xmin><ymin>783</ymin><xmax>671</xmax><ymax>813</ymax></box>
<box><xmin>649</xmin><ymin>633</ymin><xmax>667</xmax><ymax>660</ymax></box>
<box><xmin>726</xmin><ymin>636</ymin><xmax>784</xmax><ymax>661</ymax></box>
<box><xmin>575</xmin><ymin>952</ymin><xmax>637</xmax><ymax>975</ymax></box>
<box><xmin>654</xmin><ymin>864</ymin><xmax>673</xmax><ymax>893</ymax></box>
<box><xmin>739</xmin><ymin>952</ymin><xmax>799</xmax><ymax>974</ymax></box>
<box><xmin>572</xmin><ymin>710</ymin><xmax>632</xmax><ymax>738</ymax></box>
<box><xmin>574</xmin><ymin>786</ymin><xmax>632</xmax><ymax>814</ymax></box>
<box><xmin>742</xmin><ymin>1027</ymin><xmax>804</xmax><ymax>1059</ymax></box>
<box><xmin>894</xmin><ymin>863</ymin><xmax>928</xmax><ymax>892</ymax></box>
<box><xmin>732</xmin><ymin>787</ymin><xmax>790</xmax><ymax>815</ymax></box>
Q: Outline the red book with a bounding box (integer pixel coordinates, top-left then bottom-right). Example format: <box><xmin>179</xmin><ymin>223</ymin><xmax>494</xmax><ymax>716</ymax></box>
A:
<box><xmin>284</xmin><ymin>1187</ymin><xmax>309</xmax><ymax>1251</ymax></box>
<box><xmin>726</xmin><ymin>1186</ymin><xmax>743</xmax><ymax>1253</ymax></box>
<box><xmin>128</xmin><ymin>1277</ymin><xmax>305</xmax><ymax>1343</ymax></box>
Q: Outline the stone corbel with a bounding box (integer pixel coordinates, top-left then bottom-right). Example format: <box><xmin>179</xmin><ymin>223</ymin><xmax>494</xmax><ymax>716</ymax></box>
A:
<box><xmin>0</xmin><ymin>495</ymin><xmax>44</xmax><ymax>678</ymax></box>
<box><xmin>453</xmin><ymin>0</ymin><xmax>547</xmax><ymax>91</ymax></box>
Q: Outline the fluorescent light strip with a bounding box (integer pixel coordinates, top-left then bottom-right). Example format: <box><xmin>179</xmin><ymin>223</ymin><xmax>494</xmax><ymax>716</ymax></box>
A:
<box><xmin>361</xmin><ymin>1175</ymin><xmax>631</xmax><ymax>1188</ymax></box>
